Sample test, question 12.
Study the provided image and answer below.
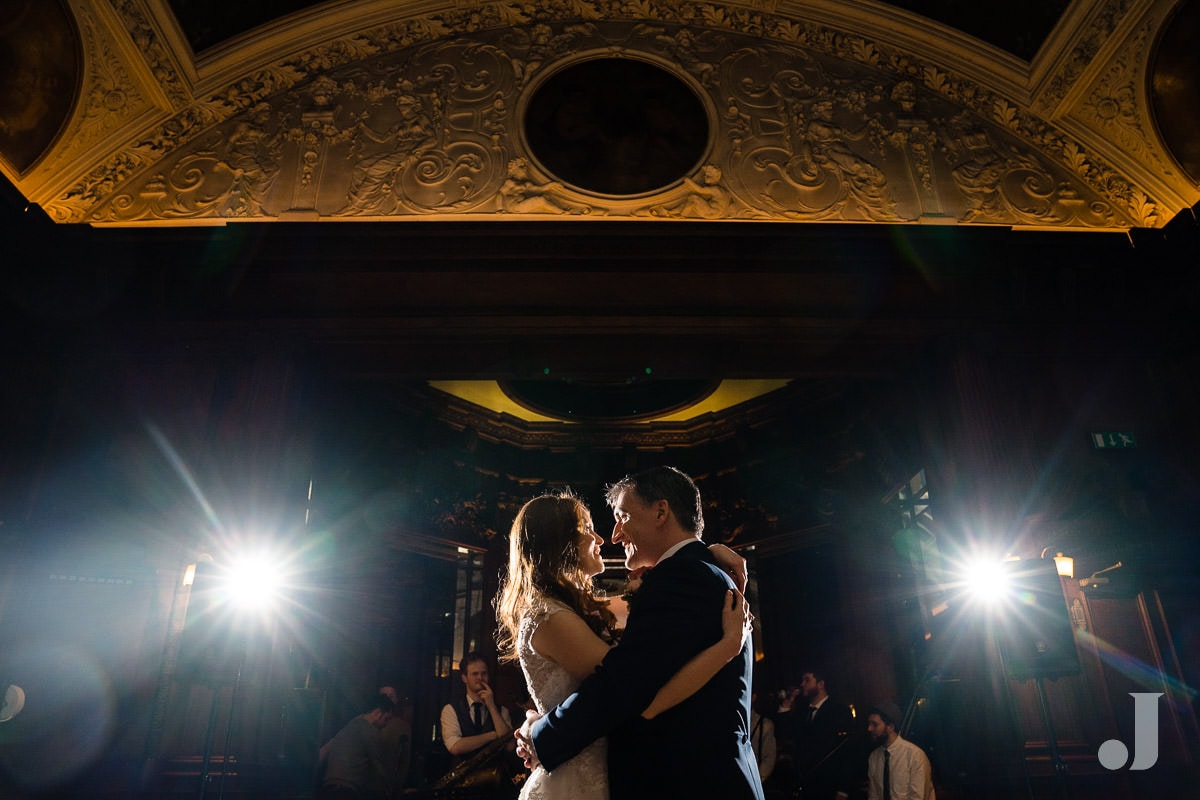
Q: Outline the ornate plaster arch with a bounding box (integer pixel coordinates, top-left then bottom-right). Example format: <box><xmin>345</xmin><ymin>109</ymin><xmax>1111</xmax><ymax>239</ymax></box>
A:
<box><xmin>7</xmin><ymin>0</ymin><xmax>1196</xmax><ymax>230</ymax></box>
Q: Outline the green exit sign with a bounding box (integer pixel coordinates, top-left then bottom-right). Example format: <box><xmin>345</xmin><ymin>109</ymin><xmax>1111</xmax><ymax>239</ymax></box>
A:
<box><xmin>1092</xmin><ymin>432</ymin><xmax>1136</xmax><ymax>449</ymax></box>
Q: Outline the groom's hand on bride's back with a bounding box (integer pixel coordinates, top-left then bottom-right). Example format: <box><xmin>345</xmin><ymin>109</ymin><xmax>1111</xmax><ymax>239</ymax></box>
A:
<box><xmin>515</xmin><ymin>709</ymin><xmax>543</xmax><ymax>769</ymax></box>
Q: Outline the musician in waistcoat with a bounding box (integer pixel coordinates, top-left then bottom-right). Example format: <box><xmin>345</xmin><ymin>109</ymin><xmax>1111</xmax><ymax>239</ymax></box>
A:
<box><xmin>440</xmin><ymin>653</ymin><xmax>514</xmax><ymax>764</ymax></box>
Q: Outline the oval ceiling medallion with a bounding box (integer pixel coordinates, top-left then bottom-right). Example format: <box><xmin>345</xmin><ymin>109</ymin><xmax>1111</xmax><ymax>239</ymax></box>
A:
<box><xmin>1150</xmin><ymin>0</ymin><xmax>1200</xmax><ymax>183</ymax></box>
<box><xmin>499</xmin><ymin>378</ymin><xmax>721</xmax><ymax>422</ymax></box>
<box><xmin>0</xmin><ymin>0</ymin><xmax>80</xmax><ymax>173</ymax></box>
<box><xmin>523</xmin><ymin>58</ymin><xmax>710</xmax><ymax>195</ymax></box>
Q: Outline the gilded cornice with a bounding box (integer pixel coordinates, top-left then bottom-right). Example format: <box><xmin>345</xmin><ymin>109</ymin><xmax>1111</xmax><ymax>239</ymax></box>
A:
<box><xmin>9</xmin><ymin>0</ymin><xmax>1196</xmax><ymax>230</ymax></box>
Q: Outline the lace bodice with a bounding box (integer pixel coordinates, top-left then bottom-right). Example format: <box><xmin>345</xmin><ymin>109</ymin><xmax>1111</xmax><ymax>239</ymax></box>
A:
<box><xmin>517</xmin><ymin>595</ymin><xmax>609</xmax><ymax>800</ymax></box>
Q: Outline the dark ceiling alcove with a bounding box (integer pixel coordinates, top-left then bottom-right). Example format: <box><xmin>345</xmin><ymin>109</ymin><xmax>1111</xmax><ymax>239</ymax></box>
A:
<box><xmin>523</xmin><ymin>57</ymin><xmax>710</xmax><ymax>195</ymax></box>
<box><xmin>499</xmin><ymin>377</ymin><xmax>721</xmax><ymax>421</ymax></box>
<box><xmin>1151</xmin><ymin>0</ymin><xmax>1200</xmax><ymax>183</ymax></box>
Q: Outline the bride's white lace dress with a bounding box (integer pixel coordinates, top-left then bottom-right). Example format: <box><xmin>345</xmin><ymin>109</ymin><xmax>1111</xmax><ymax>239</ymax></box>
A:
<box><xmin>517</xmin><ymin>595</ymin><xmax>609</xmax><ymax>800</ymax></box>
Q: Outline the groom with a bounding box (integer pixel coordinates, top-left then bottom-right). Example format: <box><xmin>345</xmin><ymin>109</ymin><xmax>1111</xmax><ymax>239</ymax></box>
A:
<box><xmin>517</xmin><ymin>466</ymin><xmax>764</xmax><ymax>800</ymax></box>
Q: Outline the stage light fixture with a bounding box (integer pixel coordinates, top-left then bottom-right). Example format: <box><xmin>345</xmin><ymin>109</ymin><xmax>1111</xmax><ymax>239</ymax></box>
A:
<box><xmin>962</xmin><ymin>556</ymin><xmax>1014</xmax><ymax>605</ymax></box>
<box><xmin>222</xmin><ymin>552</ymin><xmax>284</xmax><ymax>612</ymax></box>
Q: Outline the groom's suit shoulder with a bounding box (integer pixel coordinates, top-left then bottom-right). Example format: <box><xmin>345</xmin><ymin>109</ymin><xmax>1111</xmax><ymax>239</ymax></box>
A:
<box><xmin>659</xmin><ymin>541</ymin><xmax>730</xmax><ymax>580</ymax></box>
<box><xmin>635</xmin><ymin>542</ymin><xmax>732</xmax><ymax>604</ymax></box>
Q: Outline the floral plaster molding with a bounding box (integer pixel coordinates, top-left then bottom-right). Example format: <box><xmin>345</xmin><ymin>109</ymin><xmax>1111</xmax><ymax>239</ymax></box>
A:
<box><xmin>40</xmin><ymin>3</ymin><xmax>149</xmax><ymax>175</ymax></box>
<box><xmin>1031</xmin><ymin>0</ymin><xmax>1141</xmax><ymax>115</ymax></box>
<box><xmin>1064</xmin><ymin>8</ymin><xmax>1189</xmax><ymax>205</ymax></box>
<box><xmin>9</xmin><ymin>0</ymin><xmax>1196</xmax><ymax>230</ymax></box>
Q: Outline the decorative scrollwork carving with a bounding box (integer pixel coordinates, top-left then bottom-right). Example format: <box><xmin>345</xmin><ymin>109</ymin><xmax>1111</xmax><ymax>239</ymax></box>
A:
<box><xmin>1079</xmin><ymin>22</ymin><xmax>1169</xmax><ymax>178</ymax></box>
<box><xmin>49</xmin><ymin>0</ymin><xmax>1162</xmax><ymax>229</ymax></box>
<box><xmin>942</xmin><ymin>113</ymin><xmax>1116</xmax><ymax>228</ymax></box>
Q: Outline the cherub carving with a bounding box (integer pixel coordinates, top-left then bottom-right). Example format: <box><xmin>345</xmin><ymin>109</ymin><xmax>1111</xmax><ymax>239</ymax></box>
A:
<box><xmin>639</xmin><ymin>165</ymin><xmax>731</xmax><ymax>219</ymax></box>
<box><xmin>653</xmin><ymin>27</ymin><xmax>720</xmax><ymax>87</ymax></box>
<box><xmin>498</xmin><ymin>157</ymin><xmax>593</xmax><ymax>215</ymax></box>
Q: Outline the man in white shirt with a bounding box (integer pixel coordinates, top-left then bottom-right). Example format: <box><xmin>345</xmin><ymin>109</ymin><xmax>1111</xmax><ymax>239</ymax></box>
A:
<box><xmin>866</xmin><ymin>701</ymin><xmax>935</xmax><ymax>800</ymax></box>
<box><xmin>439</xmin><ymin>653</ymin><xmax>513</xmax><ymax>763</ymax></box>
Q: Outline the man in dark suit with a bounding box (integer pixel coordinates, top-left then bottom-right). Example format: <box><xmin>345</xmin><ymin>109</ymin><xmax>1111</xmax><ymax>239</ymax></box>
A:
<box><xmin>792</xmin><ymin>668</ymin><xmax>855</xmax><ymax>800</ymax></box>
<box><xmin>517</xmin><ymin>465</ymin><xmax>764</xmax><ymax>800</ymax></box>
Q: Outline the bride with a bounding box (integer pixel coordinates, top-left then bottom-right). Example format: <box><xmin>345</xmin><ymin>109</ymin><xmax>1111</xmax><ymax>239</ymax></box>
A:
<box><xmin>495</xmin><ymin>490</ymin><xmax>750</xmax><ymax>800</ymax></box>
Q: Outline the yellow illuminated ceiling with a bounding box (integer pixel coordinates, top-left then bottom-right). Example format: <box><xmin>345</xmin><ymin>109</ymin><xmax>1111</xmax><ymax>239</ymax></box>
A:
<box><xmin>429</xmin><ymin>379</ymin><xmax>792</xmax><ymax>423</ymax></box>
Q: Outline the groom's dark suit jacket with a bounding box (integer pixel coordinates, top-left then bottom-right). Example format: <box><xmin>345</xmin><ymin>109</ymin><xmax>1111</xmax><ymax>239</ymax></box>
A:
<box><xmin>530</xmin><ymin>540</ymin><xmax>764</xmax><ymax>800</ymax></box>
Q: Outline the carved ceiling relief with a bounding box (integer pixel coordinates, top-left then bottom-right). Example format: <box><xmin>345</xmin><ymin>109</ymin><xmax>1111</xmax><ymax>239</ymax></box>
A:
<box><xmin>110</xmin><ymin>0</ymin><xmax>189</xmax><ymax>106</ymax></box>
<box><xmin>89</xmin><ymin>38</ymin><xmax>519</xmax><ymax>221</ymax></box>
<box><xmin>71</xmin><ymin>4</ymin><xmax>148</xmax><ymax>154</ymax></box>
<box><xmin>1035</xmin><ymin>0</ymin><xmax>1138</xmax><ymax>115</ymax></box>
<box><xmin>79</xmin><ymin>18</ymin><xmax>1134</xmax><ymax>228</ymax></box>
<box><xmin>17</xmin><ymin>1</ymin><xmax>148</xmax><ymax>182</ymax></box>
<box><xmin>1078</xmin><ymin>21</ymin><xmax>1172</xmax><ymax>178</ymax></box>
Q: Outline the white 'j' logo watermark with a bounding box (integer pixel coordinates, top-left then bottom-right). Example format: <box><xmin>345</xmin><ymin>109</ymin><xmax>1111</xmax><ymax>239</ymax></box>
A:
<box><xmin>1098</xmin><ymin>692</ymin><xmax>1163</xmax><ymax>771</ymax></box>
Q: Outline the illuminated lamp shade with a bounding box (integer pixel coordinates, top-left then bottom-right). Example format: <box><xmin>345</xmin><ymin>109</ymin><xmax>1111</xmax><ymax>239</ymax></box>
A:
<box><xmin>1040</xmin><ymin>546</ymin><xmax>1074</xmax><ymax>579</ymax></box>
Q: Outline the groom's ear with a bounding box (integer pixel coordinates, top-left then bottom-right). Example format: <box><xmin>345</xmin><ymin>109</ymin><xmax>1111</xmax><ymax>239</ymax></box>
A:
<box><xmin>654</xmin><ymin>499</ymin><xmax>669</xmax><ymax>523</ymax></box>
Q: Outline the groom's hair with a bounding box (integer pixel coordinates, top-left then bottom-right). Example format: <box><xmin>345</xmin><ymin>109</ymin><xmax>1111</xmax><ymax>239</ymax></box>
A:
<box><xmin>607</xmin><ymin>465</ymin><xmax>704</xmax><ymax>537</ymax></box>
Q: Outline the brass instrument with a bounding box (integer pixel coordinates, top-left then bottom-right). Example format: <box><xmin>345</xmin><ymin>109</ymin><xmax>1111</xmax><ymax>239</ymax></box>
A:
<box><xmin>431</xmin><ymin>736</ymin><xmax>514</xmax><ymax>790</ymax></box>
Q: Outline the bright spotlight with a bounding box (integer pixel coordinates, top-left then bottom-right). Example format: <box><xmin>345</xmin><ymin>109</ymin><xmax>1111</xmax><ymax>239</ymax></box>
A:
<box><xmin>222</xmin><ymin>553</ymin><xmax>284</xmax><ymax>612</ymax></box>
<box><xmin>963</xmin><ymin>557</ymin><xmax>1014</xmax><ymax>605</ymax></box>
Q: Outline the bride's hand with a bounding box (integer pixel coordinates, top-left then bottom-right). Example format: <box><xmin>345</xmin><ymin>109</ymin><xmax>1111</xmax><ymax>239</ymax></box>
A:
<box><xmin>708</xmin><ymin>544</ymin><xmax>747</xmax><ymax>593</ymax></box>
<box><xmin>516</xmin><ymin>709</ymin><xmax>542</xmax><ymax>769</ymax></box>
<box><xmin>720</xmin><ymin>588</ymin><xmax>753</xmax><ymax>656</ymax></box>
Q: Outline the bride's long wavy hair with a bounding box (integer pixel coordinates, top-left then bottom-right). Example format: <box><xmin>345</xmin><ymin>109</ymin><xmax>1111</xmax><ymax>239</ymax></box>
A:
<box><xmin>495</xmin><ymin>491</ymin><xmax>615</xmax><ymax>662</ymax></box>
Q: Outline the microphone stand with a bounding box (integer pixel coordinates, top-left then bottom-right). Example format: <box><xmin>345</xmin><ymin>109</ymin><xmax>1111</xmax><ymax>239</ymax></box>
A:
<box><xmin>791</xmin><ymin>732</ymin><xmax>852</xmax><ymax>800</ymax></box>
<box><xmin>1033</xmin><ymin>675</ymin><xmax>1070</xmax><ymax>800</ymax></box>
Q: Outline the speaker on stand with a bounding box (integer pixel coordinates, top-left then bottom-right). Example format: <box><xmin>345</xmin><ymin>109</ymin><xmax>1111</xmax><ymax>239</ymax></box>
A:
<box><xmin>993</xmin><ymin>558</ymin><xmax>1079</xmax><ymax>800</ymax></box>
<box><xmin>175</xmin><ymin>563</ymin><xmax>251</xmax><ymax>800</ymax></box>
<box><xmin>279</xmin><ymin>688</ymin><xmax>325</xmax><ymax>798</ymax></box>
<box><xmin>993</xmin><ymin>558</ymin><xmax>1080</xmax><ymax>683</ymax></box>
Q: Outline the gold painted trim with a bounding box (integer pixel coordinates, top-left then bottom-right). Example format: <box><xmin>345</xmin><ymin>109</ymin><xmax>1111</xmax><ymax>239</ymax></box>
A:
<box><xmin>428</xmin><ymin>378</ymin><xmax>791</xmax><ymax>423</ymax></box>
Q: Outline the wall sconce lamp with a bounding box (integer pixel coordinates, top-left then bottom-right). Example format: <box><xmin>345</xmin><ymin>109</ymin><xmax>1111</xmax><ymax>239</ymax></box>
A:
<box><xmin>1040</xmin><ymin>547</ymin><xmax>1074</xmax><ymax>579</ymax></box>
<box><xmin>1079</xmin><ymin>561</ymin><xmax>1123</xmax><ymax>588</ymax></box>
<box><xmin>182</xmin><ymin>552</ymin><xmax>213</xmax><ymax>587</ymax></box>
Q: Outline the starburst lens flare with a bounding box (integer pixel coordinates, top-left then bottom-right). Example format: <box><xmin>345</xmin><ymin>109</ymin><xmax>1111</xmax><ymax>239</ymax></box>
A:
<box><xmin>222</xmin><ymin>553</ymin><xmax>284</xmax><ymax>612</ymax></box>
<box><xmin>963</xmin><ymin>558</ymin><xmax>1013</xmax><ymax>605</ymax></box>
